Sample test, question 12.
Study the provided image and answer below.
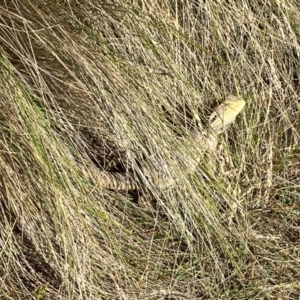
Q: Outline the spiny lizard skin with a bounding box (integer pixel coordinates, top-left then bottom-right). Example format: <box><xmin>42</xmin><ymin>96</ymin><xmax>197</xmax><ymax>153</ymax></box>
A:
<box><xmin>91</xmin><ymin>96</ymin><xmax>246</xmax><ymax>191</ymax></box>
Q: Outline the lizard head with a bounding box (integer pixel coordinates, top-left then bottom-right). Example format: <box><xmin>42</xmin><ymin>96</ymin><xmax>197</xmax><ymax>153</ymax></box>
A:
<box><xmin>209</xmin><ymin>95</ymin><xmax>246</xmax><ymax>134</ymax></box>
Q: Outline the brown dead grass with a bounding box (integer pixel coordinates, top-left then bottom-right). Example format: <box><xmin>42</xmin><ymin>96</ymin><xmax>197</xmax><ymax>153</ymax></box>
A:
<box><xmin>0</xmin><ymin>0</ymin><xmax>300</xmax><ymax>299</ymax></box>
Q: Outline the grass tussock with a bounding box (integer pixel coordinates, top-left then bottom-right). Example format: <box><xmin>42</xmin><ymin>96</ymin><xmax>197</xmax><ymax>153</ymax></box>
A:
<box><xmin>0</xmin><ymin>0</ymin><xmax>300</xmax><ymax>299</ymax></box>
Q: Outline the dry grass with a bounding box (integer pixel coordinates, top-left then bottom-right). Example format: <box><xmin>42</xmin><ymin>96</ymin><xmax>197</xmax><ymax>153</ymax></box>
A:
<box><xmin>0</xmin><ymin>0</ymin><xmax>300</xmax><ymax>299</ymax></box>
